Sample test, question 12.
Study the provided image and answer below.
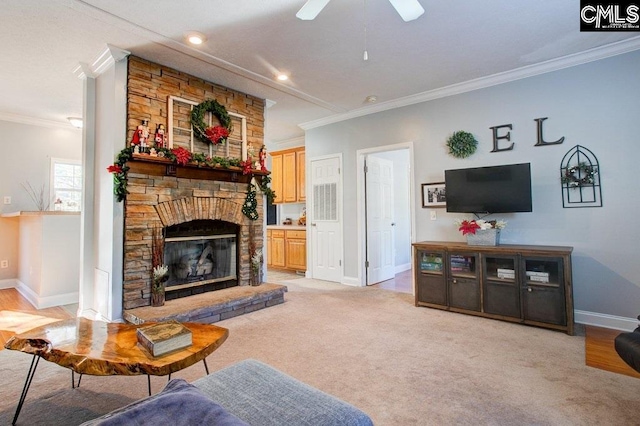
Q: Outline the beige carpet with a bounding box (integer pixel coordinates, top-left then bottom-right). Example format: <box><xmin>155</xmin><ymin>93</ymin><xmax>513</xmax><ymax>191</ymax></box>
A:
<box><xmin>1</xmin><ymin>278</ymin><xmax>639</xmax><ymax>425</ymax></box>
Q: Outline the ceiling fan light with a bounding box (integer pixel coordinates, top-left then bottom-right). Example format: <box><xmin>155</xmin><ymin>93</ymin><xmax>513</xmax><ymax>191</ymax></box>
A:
<box><xmin>277</xmin><ymin>74</ymin><xmax>289</xmax><ymax>81</ymax></box>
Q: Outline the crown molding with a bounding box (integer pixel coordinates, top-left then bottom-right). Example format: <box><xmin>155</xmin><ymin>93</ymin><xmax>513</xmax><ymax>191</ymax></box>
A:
<box><xmin>270</xmin><ymin>136</ymin><xmax>305</xmax><ymax>150</ymax></box>
<box><xmin>299</xmin><ymin>36</ymin><xmax>640</xmax><ymax>131</ymax></box>
<box><xmin>0</xmin><ymin>112</ymin><xmax>80</xmax><ymax>130</ymax></box>
<box><xmin>73</xmin><ymin>44</ymin><xmax>131</xmax><ymax>80</ymax></box>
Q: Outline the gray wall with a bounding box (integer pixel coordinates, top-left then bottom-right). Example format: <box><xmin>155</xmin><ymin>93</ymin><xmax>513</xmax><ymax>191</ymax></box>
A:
<box><xmin>0</xmin><ymin>120</ymin><xmax>81</xmax><ymax>280</ymax></box>
<box><xmin>305</xmin><ymin>50</ymin><xmax>640</xmax><ymax>319</ymax></box>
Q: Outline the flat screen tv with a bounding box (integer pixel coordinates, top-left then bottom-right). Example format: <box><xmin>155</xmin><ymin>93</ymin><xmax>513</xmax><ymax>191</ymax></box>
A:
<box><xmin>445</xmin><ymin>163</ymin><xmax>532</xmax><ymax>214</ymax></box>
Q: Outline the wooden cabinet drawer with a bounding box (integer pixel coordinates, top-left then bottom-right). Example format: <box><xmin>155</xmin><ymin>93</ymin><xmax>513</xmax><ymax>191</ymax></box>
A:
<box><xmin>285</xmin><ymin>230</ymin><xmax>306</xmax><ymax>239</ymax></box>
<box><xmin>271</xmin><ymin>230</ymin><xmax>285</xmax><ymax>238</ymax></box>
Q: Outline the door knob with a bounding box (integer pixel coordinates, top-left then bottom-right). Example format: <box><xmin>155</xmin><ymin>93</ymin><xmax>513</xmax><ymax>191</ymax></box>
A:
<box><xmin>391</xmin><ymin>222</ymin><xmax>396</xmax><ymax>226</ymax></box>
<box><xmin>311</xmin><ymin>223</ymin><xmax>317</xmax><ymax>226</ymax></box>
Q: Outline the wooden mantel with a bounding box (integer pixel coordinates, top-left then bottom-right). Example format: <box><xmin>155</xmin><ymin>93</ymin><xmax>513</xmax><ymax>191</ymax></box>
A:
<box><xmin>127</xmin><ymin>154</ymin><xmax>269</xmax><ymax>184</ymax></box>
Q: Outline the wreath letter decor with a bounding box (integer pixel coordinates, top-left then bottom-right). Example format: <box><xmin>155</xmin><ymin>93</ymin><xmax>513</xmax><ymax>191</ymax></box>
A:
<box><xmin>191</xmin><ymin>99</ymin><xmax>232</xmax><ymax>145</ymax></box>
<box><xmin>561</xmin><ymin>162</ymin><xmax>597</xmax><ymax>187</ymax></box>
<box><xmin>446</xmin><ymin>131</ymin><xmax>478</xmax><ymax>159</ymax></box>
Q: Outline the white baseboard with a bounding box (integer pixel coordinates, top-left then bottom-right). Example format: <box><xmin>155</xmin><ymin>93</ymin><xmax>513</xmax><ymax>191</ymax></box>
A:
<box><xmin>15</xmin><ymin>280</ymin><xmax>79</xmax><ymax>309</ymax></box>
<box><xmin>395</xmin><ymin>263</ymin><xmax>411</xmax><ymax>274</ymax></box>
<box><xmin>0</xmin><ymin>278</ymin><xmax>18</xmax><ymax>289</ymax></box>
<box><xmin>575</xmin><ymin>310</ymin><xmax>638</xmax><ymax>332</ymax></box>
<box><xmin>341</xmin><ymin>276</ymin><xmax>362</xmax><ymax>286</ymax></box>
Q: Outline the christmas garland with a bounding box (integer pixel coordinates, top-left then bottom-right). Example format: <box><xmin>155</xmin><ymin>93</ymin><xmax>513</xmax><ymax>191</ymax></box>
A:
<box><xmin>190</xmin><ymin>99</ymin><xmax>232</xmax><ymax>145</ymax></box>
<box><xmin>446</xmin><ymin>131</ymin><xmax>478</xmax><ymax>158</ymax></box>
<box><xmin>561</xmin><ymin>162</ymin><xmax>597</xmax><ymax>187</ymax></box>
<box><xmin>107</xmin><ymin>147</ymin><xmax>258</xmax><ymax>202</ymax></box>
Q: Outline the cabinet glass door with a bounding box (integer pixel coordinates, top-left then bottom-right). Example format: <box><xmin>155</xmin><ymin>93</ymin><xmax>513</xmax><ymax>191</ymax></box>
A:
<box><xmin>483</xmin><ymin>255</ymin><xmax>520</xmax><ymax>318</ymax></box>
<box><xmin>449</xmin><ymin>253</ymin><xmax>477</xmax><ymax>279</ymax></box>
<box><xmin>416</xmin><ymin>250</ymin><xmax>447</xmax><ymax>306</ymax></box>
<box><xmin>448</xmin><ymin>252</ymin><xmax>480</xmax><ymax>311</ymax></box>
<box><xmin>522</xmin><ymin>257</ymin><xmax>565</xmax><ymax>325</ymax></box>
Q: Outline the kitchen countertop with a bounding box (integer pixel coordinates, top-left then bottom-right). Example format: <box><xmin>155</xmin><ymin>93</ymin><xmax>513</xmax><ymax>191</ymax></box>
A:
<box><xmin>1</xmin><ymin>211</ymin><xmax>81</xmax><ymax>218</ymax></box>
<box><xmin>267</xmin><ymin>225</ymin><xmax>306</xmax><ymax>231</ymax></box>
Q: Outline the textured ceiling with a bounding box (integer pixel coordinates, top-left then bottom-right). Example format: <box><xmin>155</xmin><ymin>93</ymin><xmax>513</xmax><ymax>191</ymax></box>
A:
<box><xmin>0</xmin><ymin>0</ymin><xmax>639</xmax><ymax>143</ymax></box>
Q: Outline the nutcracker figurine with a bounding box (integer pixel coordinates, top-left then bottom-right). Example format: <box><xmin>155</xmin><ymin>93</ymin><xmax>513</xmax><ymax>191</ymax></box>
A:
<box><xmin>131</xmin><ymin>119</ymin><xmax>150</xmax><ymax>148</ymax></box>
<box><xmin>154</xmin><ymin>124</ymin><xmax>167</xmax><ymax>148</ymax></box>
<box><xmin>259</xmin><ymin>145</ymin><xmax>267</xmax><ymax>171</ymax></box>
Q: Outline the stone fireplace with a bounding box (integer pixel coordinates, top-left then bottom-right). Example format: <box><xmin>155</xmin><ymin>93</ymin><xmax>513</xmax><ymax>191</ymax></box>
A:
<box><xmin>117</xmin><ymin>55</ymin><xmax>285</xmax><ymax>321</ymax></box>
<box><xmin>122</xmin><ymin>163</ymin><xmax>263</xmax><ymax>310</ymax></box>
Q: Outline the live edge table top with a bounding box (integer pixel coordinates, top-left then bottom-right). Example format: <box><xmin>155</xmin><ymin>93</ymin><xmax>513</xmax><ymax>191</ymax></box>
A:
<box><xmin>4</xmin><ymin>318</ymin><xmax>228</xmax><ymax>377</ymax></box>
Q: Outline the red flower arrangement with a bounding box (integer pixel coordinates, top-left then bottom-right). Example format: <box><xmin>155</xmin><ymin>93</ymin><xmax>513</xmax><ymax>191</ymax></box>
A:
<box><xmin>171</xmin><ymin>147</ymin><xmax>192</xmax><ymax>166</ymax></box>
<box><xmin>458</xmin><ymin>220</ymin><xmax>481</xmax><ymax>235</ymax></box>
<box><xmin>205</xmin><ymin>125</ymin><xmax>230</xmax><ymax>145</ymax></box>
<box><xmin>240</xmin><ymin>157</ymin><xmax>253</xmax><ymax>175</ymax></box>
<box><xmin>107</xmin><ymin>164</ymin><xmax>123</xmax><ymax>174</ymax></box>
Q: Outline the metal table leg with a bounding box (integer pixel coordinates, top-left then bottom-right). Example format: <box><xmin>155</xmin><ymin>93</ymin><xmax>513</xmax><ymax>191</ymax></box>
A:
<box><xmin>12</xmin><ymin>354</ymin><xmax>41</xmax><ymax>426</ymax></box>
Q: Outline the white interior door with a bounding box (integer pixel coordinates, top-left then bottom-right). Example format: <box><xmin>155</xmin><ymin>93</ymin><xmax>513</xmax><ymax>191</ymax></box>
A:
<box><xmin>311</xmin><ymin>156</ymin><xmax>342</xmax><ymax>283</ymax></box>
<box><xmin>366</xmin><ymin>156</ymin><xmax>395</xmax><ymax>285</ymax></box>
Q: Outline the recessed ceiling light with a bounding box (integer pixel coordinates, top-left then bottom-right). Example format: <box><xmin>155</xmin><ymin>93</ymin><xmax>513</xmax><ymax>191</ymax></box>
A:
<box><xmin>67</xmin><ymin>117</ymin><xmax>83</xmax><ymax>128</ymax></box>
<box><xmin>365</xmin><ymin>95</ymin><xmax>377</xmax><ymax>103</ymax></box>
<box><xmin>277</xmin><ymin>74</ymin><xmax>289</xmax><ymax>81</ymax></box>
<box><xmin>185</xmin><ymin>32</ymin><xmax>206</xmax><ymax>45</ymax></box>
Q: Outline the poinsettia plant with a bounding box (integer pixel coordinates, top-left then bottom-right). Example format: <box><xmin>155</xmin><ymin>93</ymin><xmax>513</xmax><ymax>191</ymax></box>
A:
<box><xmin>205</xmin><ymin>125</ymin><xmax>230</xmax><ymax>145</ymax></box>
<box><xmin>455</xmin><ymin>219</ymin><xmax>507</xmax><ymax>235</ymax></box>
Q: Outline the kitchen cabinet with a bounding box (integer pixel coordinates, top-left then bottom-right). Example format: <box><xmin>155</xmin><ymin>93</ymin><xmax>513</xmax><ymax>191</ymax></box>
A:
<box><xmin>413</xmin><ymin>241</ymin><xmax>574</xmax><ymax>334</ymax></box>
<box><xmin>266</xmin><ymin>227</ymin><xmax>306</xmax><ymax>272</ymax></box>
<box><xmin>270</xmin><ymin>147</ymin><xmax>305</xmax><ymax>204</ymax></box>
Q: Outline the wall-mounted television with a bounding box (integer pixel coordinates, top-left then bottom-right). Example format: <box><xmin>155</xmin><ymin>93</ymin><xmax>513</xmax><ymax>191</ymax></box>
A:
<box><xmin>445</xmin><ymin>163</ymin><xmax>532</xmax><ymax>214</ymax></box>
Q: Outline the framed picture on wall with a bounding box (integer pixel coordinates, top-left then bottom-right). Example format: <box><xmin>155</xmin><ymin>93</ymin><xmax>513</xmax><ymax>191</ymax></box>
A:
<box><xmin>422</xmin><ymin>182</ymin><xmax>446</xmax><ymax>208</ymax></box>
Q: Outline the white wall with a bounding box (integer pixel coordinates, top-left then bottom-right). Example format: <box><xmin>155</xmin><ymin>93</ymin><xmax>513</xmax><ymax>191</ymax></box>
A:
<box><xmin>0</xmin><ymin>120</ymin><xmax>81</xmax><ymax>281</ymax></box>
<box><xmin>305</xmin><ymin>50</ymin><xmax>640</xmax><ymax>320</ymax></box>
<box><xmin>16</xmin><ymin>213</ymin><xmax>80</xmax><ymax>308</ymax></box>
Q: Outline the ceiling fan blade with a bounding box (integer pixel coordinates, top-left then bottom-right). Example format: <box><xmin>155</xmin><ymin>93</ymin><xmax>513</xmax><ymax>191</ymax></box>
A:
<box><xmin>387</xmin><ymin>0</ymin><xmax>425</xmax><ymax>22</ymax></box>
<box><xmin>296</xmin><ymin>0</ymin><xmax>332</xmax><ymax>20</ymax></box>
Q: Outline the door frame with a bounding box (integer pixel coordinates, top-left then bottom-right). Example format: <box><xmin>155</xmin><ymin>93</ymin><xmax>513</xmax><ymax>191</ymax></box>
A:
<box><xmin>356</xmin><ymin>142</ymin><xmax>416</xmax><ymax>288</ymax></box>
<box><xmin>308</xmin><ymin>153</ymin><xmax>344</xmax><ymax>282</ymax></box>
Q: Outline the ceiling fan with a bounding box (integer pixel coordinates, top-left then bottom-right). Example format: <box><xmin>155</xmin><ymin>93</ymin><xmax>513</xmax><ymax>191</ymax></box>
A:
<box><xmin>296</xmin><ymin>0</ymin><xmax>425</xmax><ymax>22</ymax></box>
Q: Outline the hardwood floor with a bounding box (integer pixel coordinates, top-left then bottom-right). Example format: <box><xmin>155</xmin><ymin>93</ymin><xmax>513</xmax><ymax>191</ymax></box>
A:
<box><xmin>1</xmin><ymin>287</ymin><xmax>637</xmax><ymax>380</ymax></box>
<box><xmin>585</xmin><ymin>325</ymin><xmax>640</xmax><ymax>379</ymax></box>
<box><xmin>371</xmin><ymin>270</ymin><xmax>412</xmax><ymax>294</ymax></box>
<box><xmin>0</xmin><ymin>288</ymin><xmax>75</xmax><ymax>349</ymax></box>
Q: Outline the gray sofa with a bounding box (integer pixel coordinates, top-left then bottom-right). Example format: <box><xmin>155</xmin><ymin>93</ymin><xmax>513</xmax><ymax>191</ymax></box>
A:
<box><xmin>83</xmin><ymin>359</ymin><xmax>374</xmax><ymax>425</ymax></box>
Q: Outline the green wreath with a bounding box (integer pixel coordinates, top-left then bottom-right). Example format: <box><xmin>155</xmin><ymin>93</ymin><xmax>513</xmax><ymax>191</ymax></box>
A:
<box><xmin>190</xmin><ymin>99</ymin><xmax>232</xmax><ymax>145</ymax></box>
<box><xmin>561</xmin><ymin>162</ymin><xmax>597</xmax><ymax>187</ymax></box>
<box><xmin>446</xmin><ymin>131</ymin><xmax>478</xmax><ymax>158</ymax></box>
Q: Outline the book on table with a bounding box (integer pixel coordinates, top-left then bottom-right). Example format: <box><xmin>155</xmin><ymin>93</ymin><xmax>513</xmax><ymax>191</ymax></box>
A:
<box><xmin>136</xmin><ymin>320</ymin><xmax>193</xmax><ymax>357</ymax></box>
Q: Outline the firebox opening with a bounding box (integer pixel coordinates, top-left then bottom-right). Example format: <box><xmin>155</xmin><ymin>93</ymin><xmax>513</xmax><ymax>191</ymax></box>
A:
<box><xmin>163</xmin><ymin>220</ymin><xmax>239</xmax><ymax>300</ymax></box>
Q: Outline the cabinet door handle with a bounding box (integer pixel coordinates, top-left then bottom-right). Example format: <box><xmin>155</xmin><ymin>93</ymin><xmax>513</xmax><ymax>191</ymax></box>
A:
<box><xmin>528</xmin><ymin>287</ymin><xmax>532</xmax><ymax>292</ymax></box>
<box><xmin>311</xmin><ymin>223</ymin><xmax>316</xmax><ymax>226</ymax></box>
<box><xmin>452</xmin><ymin>279</ymin><xmax>457</xmax><ymax>284</ymax></box>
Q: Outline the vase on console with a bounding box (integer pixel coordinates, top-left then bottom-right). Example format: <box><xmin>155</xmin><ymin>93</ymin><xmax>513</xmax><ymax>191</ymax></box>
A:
<box><xmin>456</xmin><ymin>219</ymin><xmax>507</xmax><ymax>247</ymax></box>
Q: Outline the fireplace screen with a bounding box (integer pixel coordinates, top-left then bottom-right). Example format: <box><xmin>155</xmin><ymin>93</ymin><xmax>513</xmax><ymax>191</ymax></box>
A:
<box><xmin>164</xmin><ymin>234</ymin><xmax>237</xmax><ymax>291</ymax></box>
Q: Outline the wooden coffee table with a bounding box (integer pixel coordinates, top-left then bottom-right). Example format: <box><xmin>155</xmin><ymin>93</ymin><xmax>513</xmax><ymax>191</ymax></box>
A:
<box><xmin>4</xmin><ymin>318</ymin><xmax>228</xmax><ymax>425</ymax></box>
